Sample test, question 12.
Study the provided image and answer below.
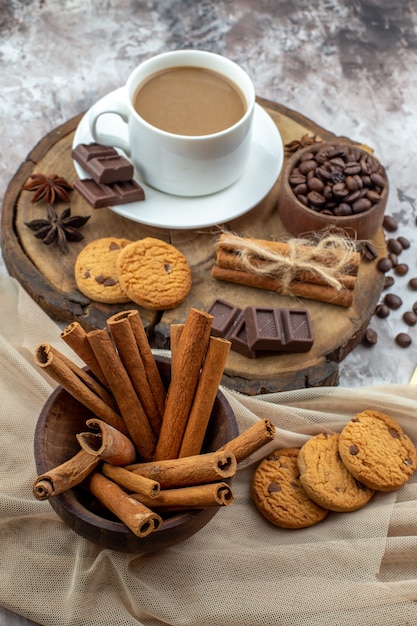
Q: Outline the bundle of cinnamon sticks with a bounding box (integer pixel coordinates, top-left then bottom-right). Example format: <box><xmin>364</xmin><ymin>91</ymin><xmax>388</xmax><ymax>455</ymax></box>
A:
<box><xmin>33</xmin><ymin>308</ymin><xmax>275</xmax><ymax>538</ymax></box>
<box><xmin>212</xmin><ymin>232</ymin><xmax>361</xmax><ymax>308</ymax></box>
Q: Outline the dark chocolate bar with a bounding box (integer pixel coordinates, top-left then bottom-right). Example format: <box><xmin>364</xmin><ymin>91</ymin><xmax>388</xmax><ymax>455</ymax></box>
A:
<box><xmin>244</xmin><ymin>306</ymin><xmax>283</xmax><ymax>351</ymax></box>
<box><xmin>73</xmin><ymin>178</ymin><xmax>145</xmax><ymax>208</ymax></box>
<box><xmin>72</xmin><ymin>143</ymin><xmax>134</xmax><ymax>184</ymax></box>
<box><xmin>207</xmin><ymin>298</ymin><xmax>242</xmax><ymax>337</ymax></box>
<box><xmin>280</xmin><ymin>308</ymin><xmax>313</xmax><ymax>352</ymax></box>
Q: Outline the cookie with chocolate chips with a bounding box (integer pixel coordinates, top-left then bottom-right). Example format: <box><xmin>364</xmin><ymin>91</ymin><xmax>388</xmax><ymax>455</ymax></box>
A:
<box><xmin>338</xmin><ymin>410</ymin><xmax>417</xmax><ymax>492</ymax></box>
<box><xmin>297</xmin><ymin>433</ymin><xmax>374</xmax><ymax>512</ymax></box>
<box><xmin>75</xmin><ymin>237</ymin><xmax>133</xmax><ymax>303</ymax></box>
<box><xmin>251</xmin><ymin>448</ymin><xmax>329</xmax><ymax>529</ymax></box>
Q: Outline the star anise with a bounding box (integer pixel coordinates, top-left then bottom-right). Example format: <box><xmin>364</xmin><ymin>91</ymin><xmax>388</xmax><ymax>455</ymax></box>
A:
<box><xmin>284</xmin><ymin>133</ymin><xmax>323</xmax><ymax>154</ymax></box>
<box><xmin>25</xmin><ymin>204</ymin><xmax>90</xmax><ymax>254</ymax></box>
<box><xmin>22</xmin><ymin>173</ymin><xmax>73</xmax><ymax>204</ymax></box>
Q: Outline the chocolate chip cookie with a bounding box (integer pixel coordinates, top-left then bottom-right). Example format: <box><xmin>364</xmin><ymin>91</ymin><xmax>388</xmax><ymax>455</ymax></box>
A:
<box><xmin>338</xmin><ymin>409</ymin><xmax>417</xmax><ymax>492</ymax></box>
<box><xmin>297</xmin><ymin>433</ymin><xmax>374</xmax><ymax>512</ymax></box>
<box><xmin>251</xmin><ymin>448</ymin><xmax>329</xmax><ymax>529</ymax></box>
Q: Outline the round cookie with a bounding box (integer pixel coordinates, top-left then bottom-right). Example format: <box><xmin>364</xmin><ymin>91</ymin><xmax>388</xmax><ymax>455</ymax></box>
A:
<box><xmin>297</xmin><ymin>432</ymin><xmax>374</xmax><ymax>512</ymax></box>
<box><xmin>74</xmin><ymin>237</ymin><xmax>132</xmax><ymax>303</ymax></box>
<box><xmin>338</xmin><ymin>409</ymin><xmax>417</xmax><ymax>492</ymax></box>
<box><xmin>251</xmin><ymin>448</ymin><xmax>329</xmax><ymax>529</ymax></box>
<box><xmin>116</xmin><ymin>237</ymin><xmax>192</xmax><ymax>310</ymax></box>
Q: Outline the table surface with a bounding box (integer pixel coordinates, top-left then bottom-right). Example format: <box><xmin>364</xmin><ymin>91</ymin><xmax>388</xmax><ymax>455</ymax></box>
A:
<box><xmin>1</xmin><ymin>1</ymin><xmax>417</xmax><ymax>624</ymax></box>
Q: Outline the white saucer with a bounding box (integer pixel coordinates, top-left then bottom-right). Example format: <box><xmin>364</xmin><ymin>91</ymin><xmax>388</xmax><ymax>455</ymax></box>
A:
<box><xmin>73</xmin><ymin>88</ymin><xmax>283</xmax><ymax>230</ymax></box>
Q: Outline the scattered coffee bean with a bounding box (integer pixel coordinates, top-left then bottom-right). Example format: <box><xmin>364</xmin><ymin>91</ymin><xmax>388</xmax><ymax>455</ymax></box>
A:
<box><xmin>377</xmin><ymin>257</ymin><xmax>393</xmax><ymax>273</ymax></box>
<box><xmin>362</xmin><ymin>328</ymin><xmax>378</xmax><ymax>346</ymax></box>
<box><xmin>408</xmin><ymin>278</ymin><xmax>417</xmax><ymax>290</ymax></box>
<box><xmin>359</xmin><ymin>241</ymin><xmax>378</xmax><ymax>261</ymax></box>
<box><xmin>288</xmin><ymin>143</ymin><xmax>387</xmax><ymax>217</ymax></box>
<box><xmin>388</xmin><ymin>253</ymin><xmax>398</xmax><ymax>267</ymax></box>
<box><xmin>384</xmin><ymin>293</ymin><xmax>403</xmax><ymax>310</ymax></box>
<box><xmin>382</xmin><ymin>215</ymin><xmax>398</xmax><ymax>232</ymax></box>
<box><xmin>383</xmin><ymin>275</ymin><xmax>395</xmax><ymax>290</ymax></box>
<box><xmin>403</xmin><ymin>311</ymin><xmax>417</xmax><ymax>326</ymax></box>
<box><xmin>394</xmin><ymin>263</ymin><xmax>409</xmax><ymax>276</ymax></box>
<box><xmin>375</xmin><ymin>303</ymin><xmax>390</xmax><ymax>318</ymax></box>
<box><xmin>395</xmin><ymin>332</ymin><xmax>412</xmax><ymax>348</ymax></box>
<box><xmin>386</xmin><ymin>238</ymin><xmax>403</xmax><ymax>255</ymax></box>
<box><xmin>413</xmin><ymin>302</ymin><xmax>417</xmax><ymax>315</ymax></box>
<box><xmin>397</xmin><ymin>236</ymin><xmax>410</xmax><ymax>249</ymax></box>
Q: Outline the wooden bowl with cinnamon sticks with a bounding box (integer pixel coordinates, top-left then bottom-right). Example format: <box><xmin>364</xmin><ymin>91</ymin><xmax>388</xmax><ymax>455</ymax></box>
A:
<box><xmin>277</xmin><ymin>141</ymin><xmax>388</xmax><ymax>240</ymax></box>
<box><xmin>34</xmin><ymin>354</ymin><xmax>239</xmax><ymax>553</ymax></box>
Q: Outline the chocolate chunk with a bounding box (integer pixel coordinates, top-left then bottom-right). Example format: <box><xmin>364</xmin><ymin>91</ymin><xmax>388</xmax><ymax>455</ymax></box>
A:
<box><xmin>207</xmin><ymin>298</ymin><xmax>242</xmax><ymax>338</ymax></box>
<box><xmin>227</xmin><ymin>315</ymin><xmax>257</xmax><ymax>358</ymax></box>
<box><xmin>280</xmin><ymin>309</ymin><xmax>313</xmax><ymax>352</ymax></box>
<box><xmin>72</xmin><ymin>143</ymin><xmax>134</xmax><ymax>184</ymax></box>
<box><xmin>268</xmin><ymin>482</ymin><xmax>281</xmax><ymax>493</ymax></box>
<box><xmin>349</xmin><ymin>445</ymin><xmax>359</xmax><ymax>455</ymax></box>
<box><xmin>73</xmin><ymin>178</ymin><xmax>145</xmax><ymax>208</ymax></box>
<box><xmin>389</xmin><ymin>428</ymin><xmax>400</xmax><ymax>439</ymax></box>
<box><xmin>244</xmin><ymin>307</ymin><xmax>282</xmax><ymax>351</ymax></box>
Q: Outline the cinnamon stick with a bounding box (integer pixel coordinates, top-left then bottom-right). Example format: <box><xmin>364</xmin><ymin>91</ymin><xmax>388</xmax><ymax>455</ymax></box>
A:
<box><xmin>169</xmin><ymin>323</ymin><xmax>184</xmax><ymax>378</ymax></box>
<box><xmin>60</xmin><ymin>321</ymin><xmax>108</xmax><ymax>386</ymax></box>
<box><xmin>107</xmin><ymin>312</ymin><xmax>162</xmax><ymax>436</ymax></box>
<box><xmin>216</xmin><ymin>248</ymin><xmax>357</xmax><ymax>290</ymax></box>
<box><xmin>211</xmin><ymin>265</ymin><xmax>354</xmax><ymax>307</ymax></box>
<box><xmin>84</xmin><ymin>472</ymin><xmax>162</xmax><ymax>537</ymax></box>
<box><xmin>76</xmin><ymin>418</ymin><xmax>137</xmax><ymax>465</ymax></box>
<box><xmin>112</xmin><ymin>310</ymin><xmax>166</xmax><ymax>417</ymax></box>
<box><xmin>126</xmin><ymin>449</ymin><xmax>237</xmax><ymax>489</ymax></box>
<box><xmin>33</xmin><ymin>449</ymin><xmax>100</xmax><ymax>500</ymax></box>
<box><xmin>218</xmin><ymin>418</ymin><xmax>276</xmax><ymax>463</ymax></box>
<box><xmin>179</xmin><ymin>336</ymin><xmax>231</xmax><ymax>457</ymax></box>
<box><xmin>154</xmin><ymin>308</ymin><xmax>213</xmax><ymax>460</ymax></box>
<box><xmin>131</xmin><ymin>482</ymin><xmax>234</xmax><ymax>510</ymax></box>
<box><xmin>34</xmin><ymin>343</ymin><xmax>127</xmax><ymax>435</ymax></box>
<box><xmin>87</xmin><ymin>328</ymin><xmax>157</xmax><ymax>461</ymax></box>
<box><xmin>217</xmin><ymin>233</ymin><xmax>361</xmax><ymax>274</ymax></box>
<box><xmin>100</xmin><ymin>462</ymin><xmax>160</xmax><ymax>499</ymax></box>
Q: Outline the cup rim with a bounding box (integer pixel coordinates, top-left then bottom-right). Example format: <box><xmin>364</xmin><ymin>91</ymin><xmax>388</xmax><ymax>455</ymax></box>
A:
<box><xmin>125</xmin><ymin>49</ymin><xmax>256</xmax><ymax>140</ymax></box>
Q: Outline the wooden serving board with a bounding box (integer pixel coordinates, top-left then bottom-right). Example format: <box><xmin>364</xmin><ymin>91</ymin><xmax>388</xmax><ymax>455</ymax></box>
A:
<box><xmin>1</xmin><ymin>97</ymin><xmax>386</xmax><ymax>394</ymax></box>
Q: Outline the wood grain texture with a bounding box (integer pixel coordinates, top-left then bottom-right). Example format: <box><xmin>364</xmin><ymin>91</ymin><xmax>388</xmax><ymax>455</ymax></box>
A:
<box><xmin>1</xmin><ymin>98</ymin><xmax>386</xmax><ymax>394</ymax></box>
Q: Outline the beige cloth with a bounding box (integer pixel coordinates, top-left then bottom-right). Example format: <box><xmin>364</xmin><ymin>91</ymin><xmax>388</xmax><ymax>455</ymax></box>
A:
<box><xmin>1</xmin><ymin>275</ymin><xmax>417</xmax><ymax>626</ymax></box>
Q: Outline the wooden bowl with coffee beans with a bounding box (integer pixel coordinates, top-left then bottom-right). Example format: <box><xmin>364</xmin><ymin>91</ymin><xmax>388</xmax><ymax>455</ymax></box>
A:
<box><xmin>277</xmin><ymin>142</ymin><xmax>389</xmax><ymax>240</ymax></box>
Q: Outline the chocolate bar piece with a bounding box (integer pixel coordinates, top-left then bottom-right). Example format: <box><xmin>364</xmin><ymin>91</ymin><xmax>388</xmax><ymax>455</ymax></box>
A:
<box><xmin>280</xmin><ymin>308</ymin><xmax>313</xmax><ymax>352</ymax></box>
<box><xmin>226</xmin><ymin>314</ymin><xmax>257</xmax><ymax>359</ymax></box>
<box><xmin>244</xmin><ymin>307</ymin><xmax>283</xmax><ymax>351</ymax></box>
<box><xmin>73</xmin><ymin>178</ymin><xmax>145</xmax><ymax>208</ymax></box>
<box><xmin>72</xmin><ymin>143</ymin><xmax>134</xmax><ymax>184</ymax></box>
<box><xmin>207</xmin><ymin>298</ymin><xmax>242</xmax><ymax>337</ymax></box>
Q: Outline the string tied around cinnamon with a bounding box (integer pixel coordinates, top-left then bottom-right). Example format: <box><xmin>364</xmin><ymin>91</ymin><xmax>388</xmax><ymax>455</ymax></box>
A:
<box><xmin>216</xmin><ymin>231</ymin><xmax>359</xmax><ymax>295</ymax></box>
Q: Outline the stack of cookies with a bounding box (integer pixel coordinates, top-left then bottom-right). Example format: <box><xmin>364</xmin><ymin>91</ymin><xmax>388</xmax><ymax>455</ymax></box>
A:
<box><xmin>74</xmin><ymin>236</ymin><xmax>192</xmax><ymax>310</ymax></box>
<box><xmin>251</xmin><ymin>409</ymin><xmax>417</xmax><ymax>529</ymax></box>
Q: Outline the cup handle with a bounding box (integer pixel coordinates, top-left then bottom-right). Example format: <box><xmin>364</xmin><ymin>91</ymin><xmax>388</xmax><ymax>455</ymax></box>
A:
<box><xmin>88</xmin><ymin>99</ymin><xmax>131</xmax><ymax>157</ymax></box>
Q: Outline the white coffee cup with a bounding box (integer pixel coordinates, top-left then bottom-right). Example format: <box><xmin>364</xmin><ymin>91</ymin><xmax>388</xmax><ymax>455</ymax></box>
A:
<box><xmin>88</xmin><ymin>50</ymin><xmax>255</xmax><ymax>197</ymax></box>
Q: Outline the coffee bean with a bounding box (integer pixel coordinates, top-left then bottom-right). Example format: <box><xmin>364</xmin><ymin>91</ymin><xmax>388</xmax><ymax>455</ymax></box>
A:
<box><xmin>395</xmin><ymin>333</ymin><xmax>412</xmax><ymax>348</ymax></box>
<box><xmin>408</xmin><ymin>278</ymin><xmax>417</xmax><ymax>290</ymax></box>
<box><xmin>298</xmin><ymin>159</ymin><xmax>318</xmax><ymax>175</ymax></box>
<box><xmin>352</xmin><ymin>198</ymin><xmax>372</xmax><ymax>213</ymax></box>
<box><xmin>403</xmin><ymin>311</ymin><xmax>417</xmax><ymax>326</ymax></box>
<box><xmin>386</xmin><ymin>238</ymin><xmax>403</xmax><ymax>255</ymax></box>
<box><xmin>375</xmin><ymin>303</ymin><xmax>390</xmax><ymax>318</ymax></box>
<box><xmin>383</xmin><ymin>275</ymin><xmax>395</xmax><ymax>290</ymax></box>
<box><xmin>397</xmin><ymin>236</ymin><xmax>410</xmax><ymax>249</ymax></box>
<box><xmin>377</xmin><ymin>257</ymin><xmax>393</xmax><ymax>273</ymax></box>
<box><xmin>388</xmin><ymin>253</ymin><xmax>398</xmax><ymax>267</ymax></box>
<box><xmin>359</xmin><ymin>241</ymin><xmax>378</xmax><ymax>261</ymax></box>
<box><xmin>362</xmin><ymin>328</ymin><xmax>378</xmax><ymax>346</ymax></box>
<box><xmin>394</xmin><ymin>263</ymin><xmax>409</xmax><ymax>276</ymax></box>
<box><xmin>307</xmin><ymin>177</ymin><xmax>325</xmax><ymax>193</ymax></box>
<box><xmin>384</xmin><ymin>293</ymin><xmax>403</xmax><ymax>309</ymax></box>
<box><xmin>382</xmin><ymin>215</ymin><xmax>398</xmax><ymax>232</ymax></box>
<box><xmin>307</xmin><ymin>191</ymin><xmax>326</xmax><ymax>206</ymax></box>
<box><xmin>413</xmin><ymin>302</ymin><xmax>417</xmax><ymax>315</ymax></box>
